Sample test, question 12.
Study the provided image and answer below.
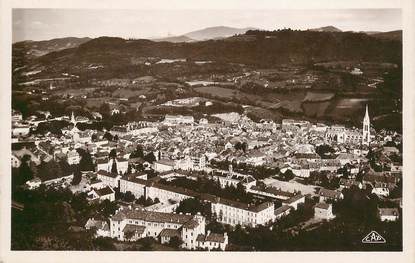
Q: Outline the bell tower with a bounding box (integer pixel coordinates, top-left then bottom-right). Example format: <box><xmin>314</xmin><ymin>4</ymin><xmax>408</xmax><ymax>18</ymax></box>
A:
<box><xmin>362</xmin><ymin>105</ymin><xmax>370</xmax><ymax>145</ymax></box>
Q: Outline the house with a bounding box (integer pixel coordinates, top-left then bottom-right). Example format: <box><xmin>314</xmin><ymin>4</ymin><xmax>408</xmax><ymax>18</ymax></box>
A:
<box><xmin>314</xmin><ymin>203</ymin><xmax>335</xmax><ymax>220</ymax></box>
<box><xmin>274</xmin><ymin>205</ymin><xmax>292</xmax><ymax>219</ymax></box>
<box><xmin>378</xmin><ymin>208</ymin><xmax>399</xmax><ymax>222</ymax></box>
<box><xmin>371</xmin><ymin>182</ymin><xmax>390</xmax><ymax>197</ymax></box>
<box><xmin>282</xmin><ymin>194</ymin><xmax>305</xmax><ymax>210</ymax></box>
<box><xmin>318</xmin><ymin>188</ymin><xmax>343</xmax><ymax>202</ymax></box>
<box><xmin>67</xmin><ymin>149</ymin><xmax>80</xmax><ymax>165</ymax></box>
<box><xmin>122</xmin><ymin>224</ymin><xmax>146</xmax><ymax>241</ymax></box>
<box><xmin>209</xmin><ymin>197</ymin><xmax>275</xmax><ymax>227</ymax></box>
<box><xmin>109</xmin><ymin>208</ymin><xmax>206</xmax><ymax>250</ymax></box>
<box><xmin>339</xmin><ymin>178</ymin><xmax>363</xmax><ymax>190</ymax></box>
<box><xmin>163</xmin><ymin>115</ymin><xmax>194</xmax><ymax>125</ymax></box>
<box><xmin>196</xmin><ymin>231</ymin><xmax>228</xmax><ymax>251</ymax></box>
<box><xmin>97</xmin><ymin>157</ymin><xmax>129</xmax><ymax>175</ymax></box>
<box><xmin>85</xmin><ymin>218</ymin><xmax>111</xmax><ymax>237</ymax></box>
<box><xmin>159</xmin><ymin>228</ymin><xmax>181</xmax><ymax>244</ymax></box>
<box><xmin>119</xmin><ymin>175</ymin><xmax>148</xmax><ymax>198</ymax></box>
<box><xmin>25</xmin><ymin>177</ymin><xmax>41</xmax><ymax>189</ymax></box>
<box><xmin>87</xmin><ymin>186</ymin><xmax>115</xmax><ymax>202</ymax></box>
<box><xmin>97</xmin><ymin>170</ymin><xmax>121</xmax><ymax>188</ymax></box>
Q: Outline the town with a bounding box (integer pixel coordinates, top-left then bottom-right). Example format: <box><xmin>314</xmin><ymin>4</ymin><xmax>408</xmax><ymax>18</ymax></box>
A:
<box><xmin>11</xmin><ymin>102</ymin><xmax>402</xmax><ymax>251</ymax></box>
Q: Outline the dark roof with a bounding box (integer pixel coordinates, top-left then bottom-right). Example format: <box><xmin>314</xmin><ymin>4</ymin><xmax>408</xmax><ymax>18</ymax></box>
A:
<box><xmin>283</xmin><ymin>194</ymin><xmax>305</xmax><ymax>204</ymax></box>
<box><xmin>315</xmin><ymin>202</ymin><xmax>330</xmax><ymax>210</ymax></box>
<box><xmin>122</xmin><ymin>224</ymin><xmax>145</xmax><ymax>234</ymax></box>
<box><xmin>95</xmin><ymin>186</ymin><xmax>114</xmax><ymax>196</ymax></box>
<box><xmin>111</xmin><ymin>209</ymin><xmax>194</xmax><ymax>224</ymax></box>
<box><xmin>196</xmin><ymin>233</ymin><xmax>226</xmax><ymax>243</ymax></box>
<box><xmin>318</xmin><ymin>188</ymin><xmax>342</xmax><ymax>199</ymax></box>
<box><xmin>159</xmin><ymin>228</ymin><xmax>180</xmax><ymax>238</ymax></box>
<box><xmin>274</xmin><ymin>205</ymin><xmax>291</xmax><ymax>215</ymax></box>
<box><xmin>182</xmin><ymin>219</ymin><xmax>199</xmax><ymax>229</ymax></box>
<box><xmin>205</xmin><ymin>233</ymin><xmax>226</xmax><ymax>243</ymax></box>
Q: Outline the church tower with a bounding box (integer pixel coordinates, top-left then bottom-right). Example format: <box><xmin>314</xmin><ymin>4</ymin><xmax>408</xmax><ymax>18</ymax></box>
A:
<box><xmin>71</xmin><ymin>111</ymin><xmax>76</xmax><ymax>126</ymax></box>
<box><xmin>362</xmin><ymin>105</ymin><xmax>371</xmax><ymax>145</ymax></box>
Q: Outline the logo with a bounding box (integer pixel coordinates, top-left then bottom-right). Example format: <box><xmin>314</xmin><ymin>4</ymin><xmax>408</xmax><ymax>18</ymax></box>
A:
<box><xmin>362</xmin><ymin>231</ymin><xmax>386</xmax><ymax>244</ymax></box>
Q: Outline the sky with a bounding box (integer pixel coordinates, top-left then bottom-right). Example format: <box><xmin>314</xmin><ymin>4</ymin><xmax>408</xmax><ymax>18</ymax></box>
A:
<box><xmin>12</xmin><ymin>9</ymin><xmax>402</xmax><ymax>42</ymax></box>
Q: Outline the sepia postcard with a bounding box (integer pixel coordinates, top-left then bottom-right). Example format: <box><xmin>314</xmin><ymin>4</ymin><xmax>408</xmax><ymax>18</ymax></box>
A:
<box><xmin>0</xmin><ymin>0</ymin><xmax>414</xmax><ymax>262</ymax></box>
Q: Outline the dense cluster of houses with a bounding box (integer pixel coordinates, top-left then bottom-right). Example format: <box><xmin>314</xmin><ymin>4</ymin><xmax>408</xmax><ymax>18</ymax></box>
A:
<box><xmin>11</xmin><ymin>106</ymin><xmax>402</xmax><ymax>249</ymax></box>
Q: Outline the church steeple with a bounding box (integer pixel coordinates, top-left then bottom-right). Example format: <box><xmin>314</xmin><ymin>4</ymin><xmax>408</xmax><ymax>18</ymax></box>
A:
<box><xmin>71</xmin><ymin>111</ymin><xmax>76</xmax><ymax>126</ymax></box>
<box><xmin>362</xmin><ymin>105</ymin><xmax>371</xmax><ymax>145</ymax></box>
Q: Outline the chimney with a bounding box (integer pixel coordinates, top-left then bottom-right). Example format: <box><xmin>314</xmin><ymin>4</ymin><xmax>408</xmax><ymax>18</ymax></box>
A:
<box><xmin>207</xmin><ymin>230</ymin><xmax>211</xmax><ymax>236</ymax></box>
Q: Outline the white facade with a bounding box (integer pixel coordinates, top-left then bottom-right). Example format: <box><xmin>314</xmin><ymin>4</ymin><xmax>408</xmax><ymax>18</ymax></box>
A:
<box><xmin>211</xmin><ymin>199</ymin><xmax>275</xmax><ymax>227</ymax></box>
<box><xmin>362</xmin><ymin>105</ymin><xmax>371</xmax><ymax>145</ymax></box>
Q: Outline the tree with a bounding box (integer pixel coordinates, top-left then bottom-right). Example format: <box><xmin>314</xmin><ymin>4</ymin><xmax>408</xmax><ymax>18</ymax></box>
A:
<box><xmin>77</xmin><ymin>149</ymin><xmax>95</xmax><ymax>171</ymax></box>
<box><xmin>168</xmin><ymin>236</ymin><xmax>183</xmax><ymax>248</ymax></box>
<box><xmin>103</xmin><ymin>132</ymin><xmax>113</xmax><ymax>141</ymax></box>
<box><xmin>123</xmin><ymin>191</ymin><xmax>135</xmax><ymax>202</ymax></box>
<box><xmin>71</xmin><ymin>169</ymin><xmax>82</xmax><ymax>185</ymax></box>
<box><xmin>130</xmin><ymin>145</ymin><xmax>144</xmax><ymax>159</ymax></box>
<box><xmin>111</xmin><ymin>160</ymin><xmax>118</xmax><ymax>175</ymax></box>
<box><xmin>144</xmin><ymin>152</ymin><xmax>156</xmax><ymax>163</ymax></box>
<box><xmin>109</xmin><ymin>149</ymin><xmax>117</xmax><ymax>159</ymax></box>
<box><xmin>316</xmin><ymin>144</ymin><xmax>335</xmax><ymax>159</ymax></box>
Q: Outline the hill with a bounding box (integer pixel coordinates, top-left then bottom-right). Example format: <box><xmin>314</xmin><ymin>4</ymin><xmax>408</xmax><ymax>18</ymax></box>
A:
<box><xmin>152</xmin><ymin>35</ymin><xmax>195</xmax><ymax>43</ymax></box>
<box><xmin>370</xmin><ymin>30</ymin><xmax>402</xmax><ymax>41</ymax></box>
<box><xmin>309</xmin><ymin>26</ymin><xmax>342</xmax><ymax>32</ymax></box>
<box><xmin>28</xmin><ymin>30</ymin><xmax>401</xmax><ymax>72</ymax></box>
<box><xmin>13</xmin><ymin>37</ymin><xmax>92</xmax><ymax>58</ymax></box>
<box><xmin>184</xmin><ymin>26</ymin><xmax>257</xmax><ymax>40</ymax></box>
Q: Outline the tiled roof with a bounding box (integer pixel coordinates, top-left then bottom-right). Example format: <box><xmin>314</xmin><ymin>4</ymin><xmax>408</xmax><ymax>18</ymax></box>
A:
<box><xmin>274</xmin><ymin>205</ymin><xmax>291</xmax><ymax>215</ymax></box>
<box><xmin>111</xmin><ymin>209</ymin><xmax>194</xmax><ymax>224</ymax></box>
<box><xmin>123</xmin><ymin>224</ymin><xmax>146</xmax><ymax>234</ymax></box>
<box><xmin>95</xmin><ymin>186</ymin><xmax>114</xmax><ymax>196</ymax></box>
<box><xmin>182</xmin><ymin>219</ymin><xmax>199</xmax><ymax>229</ymax></box>
<box><xmin>159</xmin><ymin>228</ymin><xmax>180</xmax><ymax>238</ymax></box>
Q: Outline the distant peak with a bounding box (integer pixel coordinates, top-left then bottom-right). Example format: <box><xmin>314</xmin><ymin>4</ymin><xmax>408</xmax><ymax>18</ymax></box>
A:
<box><xmin>309</xmin><ymin>26</ymin><xmax>342</xmax><ymax>32</ymax></box>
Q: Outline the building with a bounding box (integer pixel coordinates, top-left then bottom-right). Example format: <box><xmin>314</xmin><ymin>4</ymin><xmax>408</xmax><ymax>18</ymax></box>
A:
<box><xmin>109</xmin><ymin>208</ymin><xmax>207</xmax><ymax>250</ymax></box>
<box><xmin>210</xmin><ymin>197</ymin><xmax>275</xmax><ymax>227</ymax></box>
<box><xmin>318</xmin><ymin>188</ymin><xmax>344</xmax><ymax>202</ymax></box>
<box><xmin>119</xmin><ymin>175</ymin><xmax>148</xmax><ymax>198</ymax></box>
<box><xmin>163</xmin><ymin>115</ymin><xmax>194</xmax><ymax>125</ymax></box>
<box><xmin>12</xmin><ymin>125</ymin><xmax>30</xmax><ymax>137</ymax></box>
<box><xmin>282</xmin><ymin>194</ymin><xmax>305</xmax><ymax>210</ymax></box>
<box><xmin>274</xmin><ymin>205</ymin><xmax>292</xmax><ymax>219</ymax></box>
<box><xmin>97</xmin><ymin>170</ymin><xmax>121</xmax><ymax>188</ymax></box>
<box><xmin>362</xmin><ymin>105</ymin><xmax>371</xmax><ymax>145</ymax></box>
<box><xmin>97</xmin><ymin>157</ymin><xmax>129</xmax><ymax>175</ymax></box>
<box><xmin>87</xmin><ymin>186</ymin><xmax>116</xmax><ymax>202</ymax></box>
<box><xmin>153</xmin><ymin>159</ymin><xmax>175</xmax><ymax>173</ymax></box>
<box><xmin>378</xmin><ymin>208</ymin><xmax>399</xmax><ymax>222</ymax></box>
<box><xmin>314</xmin><ymin>203</ymin><xmax>335</xmax><ymax>220</ymax></box>
<box><xmin>196</xmin><ymin>231</ymin><xmax>228</xmax><ymax>251</ymax></box>
<box><xmin>67</xmin><ymin>149</ymin><xmax>80</xmax><ymax>165</ymax></box>
<box><xmin>85</xmin><ymin>218</ymin><xmax>111</xmax><ymax>237</ymax></box>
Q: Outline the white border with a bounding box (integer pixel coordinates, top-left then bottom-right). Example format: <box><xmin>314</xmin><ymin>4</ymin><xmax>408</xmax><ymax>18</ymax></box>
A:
<box><xmin>1</xmin><ymin>1</ymin><xmax>414</xmax><ymax>262</ymax></box>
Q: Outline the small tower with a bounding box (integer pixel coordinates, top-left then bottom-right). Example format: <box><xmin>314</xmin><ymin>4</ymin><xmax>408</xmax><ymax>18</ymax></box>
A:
<box><xmin>362</xmin><ymin>105</ymin><xmax>370</xmax><ymax>145</ymax></box>
<box><xmin>71</xmin><ymin>111</ymin><xmax>76</xmax><ymax>126</ymax></box>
